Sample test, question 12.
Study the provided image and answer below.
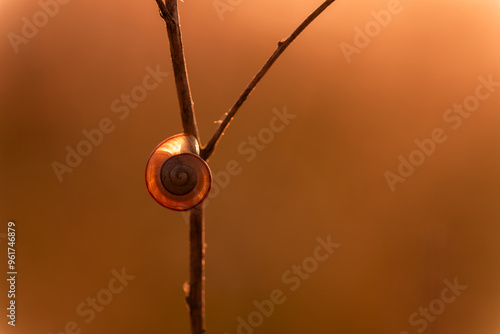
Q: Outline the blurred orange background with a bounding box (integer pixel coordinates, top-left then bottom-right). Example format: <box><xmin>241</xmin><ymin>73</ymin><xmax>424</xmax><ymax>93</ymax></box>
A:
<box><xmin>1</xmin><ymin>0</ymin><xmax>500</xmax><ymax>333</ymax></box>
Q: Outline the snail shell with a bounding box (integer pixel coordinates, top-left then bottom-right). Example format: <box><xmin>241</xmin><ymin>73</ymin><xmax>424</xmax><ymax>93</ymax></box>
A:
<box><xmin>145</xmin><ymin>134</ymin><xmax>212</xmax><ymax>211</ymax></box>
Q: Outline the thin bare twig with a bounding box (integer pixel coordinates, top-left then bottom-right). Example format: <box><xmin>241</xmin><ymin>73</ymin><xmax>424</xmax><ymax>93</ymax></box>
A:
<box><xmin>187</xmin><ymin>206</ymin><xmax>205</xmax><ymax>334</ymax></box>
<box><xmin>201</xmin><ymin>0</ymin><xmax>336</xmax><ymax>160</ymax></box>
<box><xmin>156</xmin><ymin>0</ymin><xmax>199</xmax><ymax>140</ymax></box>
<box><xmin>154</xmin><ymin>0</ymin><xmax>171</xmax><ymax>21</ymax></box>
<box><xmin>154</xmin><ymin>1</ymin><xmax>336</xmax><ymax>333</ymax></box>
<box><xmin>155</xmin><ymin>1</ymin><xmax>205</xmax><ymax>333</ymax></box>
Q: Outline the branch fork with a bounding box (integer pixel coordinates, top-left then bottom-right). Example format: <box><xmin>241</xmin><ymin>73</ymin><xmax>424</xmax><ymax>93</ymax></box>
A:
<box><xmin>153</xmin><ymin>1</ymin><xmax>336</xmax><ymax>333</ymax></box>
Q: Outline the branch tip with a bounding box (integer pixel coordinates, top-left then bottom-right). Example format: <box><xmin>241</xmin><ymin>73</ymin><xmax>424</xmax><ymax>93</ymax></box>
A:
<box><xmin>202</xmin><ymin>0</ymin><xmax>336</xmax><ymax>159</ymax></box>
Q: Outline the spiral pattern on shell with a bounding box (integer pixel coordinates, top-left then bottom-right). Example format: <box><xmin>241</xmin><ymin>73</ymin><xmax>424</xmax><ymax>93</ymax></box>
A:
<box><xmin>145</xmin><ymin>134</ymin><xmax>212</xmax><ymax>211</ymax></box>
<box><xmin>161</xmin><ymin>156</ymin><xmax>198</xmax><ymax>195</ymax></box>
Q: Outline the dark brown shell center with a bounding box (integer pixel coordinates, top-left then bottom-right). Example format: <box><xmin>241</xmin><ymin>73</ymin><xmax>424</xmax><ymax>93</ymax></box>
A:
<box><xmin>161</xmin><ymin>156</ymin><xmax>197</xmax><ymax>196</ymax></box>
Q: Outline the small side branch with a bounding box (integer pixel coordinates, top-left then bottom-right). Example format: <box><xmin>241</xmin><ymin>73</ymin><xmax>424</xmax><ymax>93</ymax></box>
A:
<box><xmin>156</xmin><ymin>0</ymin><xmax>199</xmax><ymax>140</ymax></box>
<box><xmin>201</xmin><ymin>0</ymin><xmax>336</xmax><ymax>160</ymax></box>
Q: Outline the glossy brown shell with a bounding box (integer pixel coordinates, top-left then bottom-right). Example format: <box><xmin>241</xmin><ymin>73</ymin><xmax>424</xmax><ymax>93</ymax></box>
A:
<box><xmin>145</xmin><ymin>134</ymin><xmax>212</xmax><ymax>211</ymax></box>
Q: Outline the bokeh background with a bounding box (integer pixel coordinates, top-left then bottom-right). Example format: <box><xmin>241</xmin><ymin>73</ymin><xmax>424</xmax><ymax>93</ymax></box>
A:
<box><xmin>1</xmin><ymin>0</ymin><xmax>500</xmax><ymax>333</ymax></box>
